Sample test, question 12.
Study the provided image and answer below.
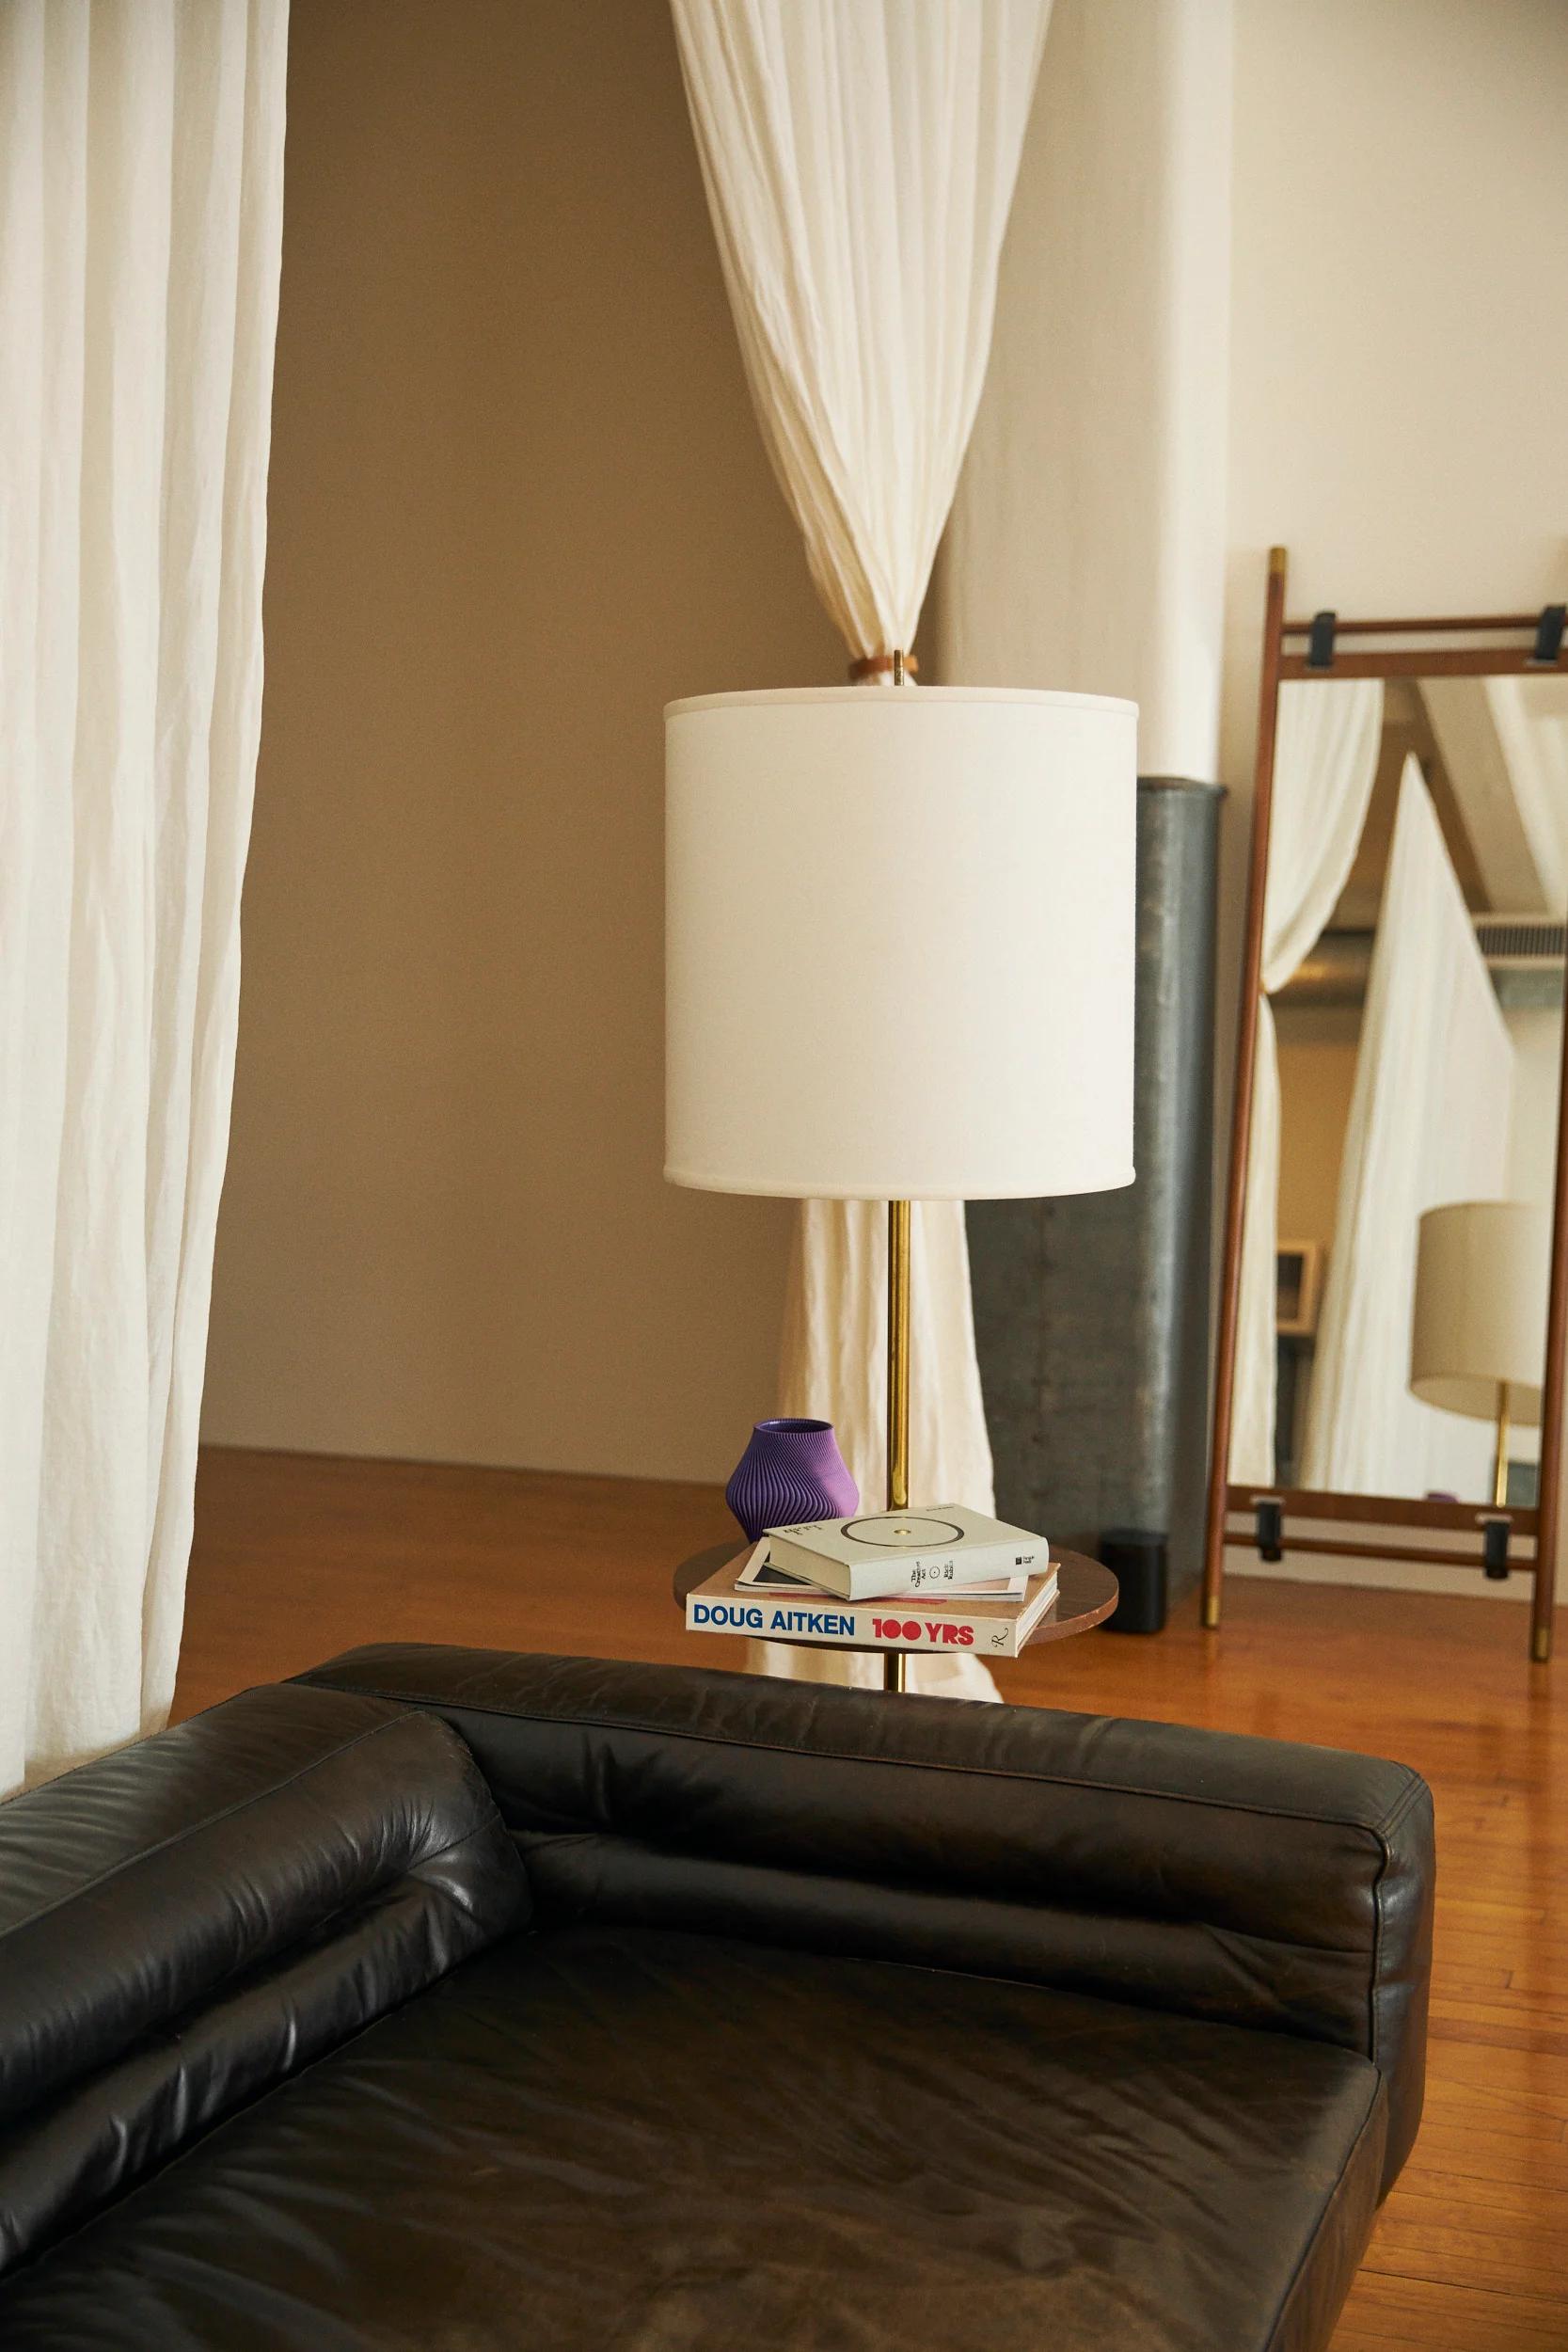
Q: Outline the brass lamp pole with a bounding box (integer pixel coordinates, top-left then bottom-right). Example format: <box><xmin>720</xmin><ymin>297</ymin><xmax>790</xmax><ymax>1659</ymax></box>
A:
<box><xmin>886</xmin><ymin>1196</ymin><xmax>911</xmax><ymax>1518</ymax></box>
<box><xmin>883</xmin><ymin>648</ymin><xmax>914</xmax><ymax>1692</ymax></box>
<box><xmin>1494</xmin><ymin>1378</ymin><xmax>1513</xmax><ymax>1512</ymax></box>
<box><xmin>884</xmin><ymin>1196</ymin><xmax>912</xmax><ymax>1692</ymax></box>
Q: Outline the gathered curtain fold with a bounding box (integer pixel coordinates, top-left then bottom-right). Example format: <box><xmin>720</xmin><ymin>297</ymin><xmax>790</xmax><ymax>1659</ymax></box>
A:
<box><xmin>1299</xmin><ymin>759</ymin><xmax>1513</xmax><ymax>1500</ymax></box>
<box><xmin>1229</xmin><ymin>678</ymin><xmax>1385</xmax><ymax>1486</ymax></box>
<box><xmin>670</xmin><ymin>7</ymin><xmax>1052</xmax><ymax>1685</ymax></box>
<box><xmin>669</xmin><ymin>0</ymin><xmax>1051</xmax><ymax>658</ymax></box>
<box><xmin>0</xmin><ymin>0</ymin><xmax>288</xmax><ymax>1790</ymax></box>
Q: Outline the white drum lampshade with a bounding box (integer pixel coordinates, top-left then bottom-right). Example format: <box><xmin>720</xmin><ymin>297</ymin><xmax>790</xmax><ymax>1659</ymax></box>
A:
<box><xmin>1410</xmin><ymin>1199</ymin><xmax>1551</xmax><ymax>1425</ymax></box>
<box><xmin>664</xmin><ymin>688</ymin><xmax>1137</xmax><ymax>1202</ymax></box>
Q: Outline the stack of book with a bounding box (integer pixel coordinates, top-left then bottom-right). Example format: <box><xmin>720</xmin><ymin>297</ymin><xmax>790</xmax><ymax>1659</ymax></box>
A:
<box><xmin>686</xmin><ymin>1504</ymin><xmax>1056</xmax><ymax>1661</ymax></box>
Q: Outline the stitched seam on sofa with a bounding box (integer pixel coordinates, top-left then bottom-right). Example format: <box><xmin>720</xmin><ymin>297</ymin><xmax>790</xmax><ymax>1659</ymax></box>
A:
<box><xmin>1369</xmin><ymin>1830</ymin><xmax>1392</xmax><ymax>2073</ymax></box>
<box><xmin>303</xmin><ymin>1679</ymin><xmax>1411</xmax><ymax>1839</ymax></box>
<box><xmin>519</xmin><ymin>1832</ymin><xmax>1386</xmax><ymax>1963</ymax></box>
<box><xmin>511</xmin><ymin>1829</ymin><xmax>600</xmax><ymax>1869</ymax></box>
<box><xmin>1260</xmin><ymin>2075</ymin><xmax>1385</xmax><ymax>2352</ymax></box>
<box><xmin>1372</xmin><ymin>1774</ymin><xmax>1428</xmax><ymax>1843</ymax></box>
<box><xmin>1364</xmin><ymin>1776</ymin><xmax>1426</xmax><ymax>2070</ymax></box>
<box><xmin>507</xmin><ymin>1922</ymin><xmax>1394</xmax><ymax>2064</ymax></box>
<box><xmin>861</xmin><ymin>1954</ymin><xmax>1390</xmax><ymax>2046</ymax></box>
<box><xmin>847</xmin><ymin>1942</ymin><xmax>1386</xmax><ymax>2023</ymax></box>
<box><xmin>1367</xmin><ymin>1778</ymin><xmax>1431</xmax><ymax>2078</ymax></box>
<box><xmin>0</xmin><ymin>1715</ymin><xmax>483</xmax><ymax>1943</ymax></box>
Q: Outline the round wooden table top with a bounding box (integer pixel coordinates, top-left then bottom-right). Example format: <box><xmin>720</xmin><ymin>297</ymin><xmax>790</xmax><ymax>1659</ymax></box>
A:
<box><xmin>674</xmin><ymin>1545</ymin><xmax>1118</xmax><ymax>1657</ymax></box>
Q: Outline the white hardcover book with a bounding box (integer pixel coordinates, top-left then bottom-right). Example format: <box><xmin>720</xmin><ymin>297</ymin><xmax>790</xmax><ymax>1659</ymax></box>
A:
<box><xmin>759</xmin><ymin>1503</ymin><xmax>1048</xmax><ymax>1601</ymax></box>
<box><xmin>686</xmin><ymin>1551</ymin><xmax>1059</xmax><ymax>1659</ymax></box>
<box><xmin>736</xmin><ymin>1549</ymin><xmax>1029</xmax><ymax>1602</ymax></box>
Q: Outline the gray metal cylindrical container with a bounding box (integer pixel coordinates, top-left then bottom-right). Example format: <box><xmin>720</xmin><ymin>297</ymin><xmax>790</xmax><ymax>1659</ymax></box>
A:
<box><xmin>968</xmin><ymin>777</ymin><xmax>1223</xmax><ymax>1604</ymax></box>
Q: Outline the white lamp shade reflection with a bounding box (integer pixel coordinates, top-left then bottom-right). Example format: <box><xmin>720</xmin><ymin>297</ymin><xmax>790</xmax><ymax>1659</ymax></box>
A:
<box><xmin>1410</xmin><ymin>1199</ymin><xmax>1551</xmax><ymax>1426</ymax></box>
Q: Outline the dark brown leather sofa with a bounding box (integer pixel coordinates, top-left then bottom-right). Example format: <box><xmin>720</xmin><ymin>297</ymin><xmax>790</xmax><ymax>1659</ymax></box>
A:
<box><xmin>0</xmin><ymin>1645</ymin><xmax>1433</xmax><ymax>2351</ymax></box>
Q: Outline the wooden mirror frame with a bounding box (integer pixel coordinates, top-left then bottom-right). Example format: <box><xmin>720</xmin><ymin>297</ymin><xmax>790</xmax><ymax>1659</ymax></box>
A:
<box><xmin>1202</xmin><ymin>548</ymin><xmax>1568</xmax><ymax>1661</ymax></box>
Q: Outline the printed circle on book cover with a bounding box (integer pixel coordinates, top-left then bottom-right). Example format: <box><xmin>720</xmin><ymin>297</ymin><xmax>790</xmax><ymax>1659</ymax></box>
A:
<box><xmin>841</xmin><ymin>1515</ymin><xmax>965</xmax><ymax>1549</ymax></box>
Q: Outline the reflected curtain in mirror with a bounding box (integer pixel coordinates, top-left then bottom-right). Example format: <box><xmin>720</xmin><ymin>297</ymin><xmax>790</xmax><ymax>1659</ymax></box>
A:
<box><xmin>1230</xmin><ymin>679</ymin><xmax>1384</xmax><ymax>1482</ymax></box>
<box><xmin>1299</xmin><ymin>760</ymin><xmax>1513</xmax><ymax>1497</ymax></box>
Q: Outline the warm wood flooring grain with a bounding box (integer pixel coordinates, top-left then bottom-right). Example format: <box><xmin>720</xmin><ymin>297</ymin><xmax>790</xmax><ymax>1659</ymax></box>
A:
<box><xmin>180</xmin><ymin>1446</ymin><xmax>1568</xmax><ymax>2350</ymax></box>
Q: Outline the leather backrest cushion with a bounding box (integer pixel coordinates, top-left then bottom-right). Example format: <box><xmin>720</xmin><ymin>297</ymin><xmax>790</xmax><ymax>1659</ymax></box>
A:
<box><xmin>296</xmin><ymin>1647</ymin><xmax>1433</xmax><ymax>2195</ymax></box>
<box><xmin>0</xmin><ymin>1683</ymin><xmax>528</xmax><ymax>2272</ymax></box>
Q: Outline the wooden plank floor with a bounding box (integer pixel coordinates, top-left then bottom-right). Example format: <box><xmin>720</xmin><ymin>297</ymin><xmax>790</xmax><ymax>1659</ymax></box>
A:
<box><xmin>180</xmin><ymin>1445</ymin><xmax>1568</xmax><ymax>2351</ymax></box>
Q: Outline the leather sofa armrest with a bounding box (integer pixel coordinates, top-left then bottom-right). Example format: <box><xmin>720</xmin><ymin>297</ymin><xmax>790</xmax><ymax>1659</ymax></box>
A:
<box><xmin>294</xmin><ymin>1645</ymin><xmax>1434</xmax><ymax>2196</ymax></box>
<box><xmin>0</xmin><ymin>1683</ymin><xmax>530</xmax><ymax>2274</ymax></box>
<box><xmin>0</xmin><ymin>1681</ymin><xmax>528</xmax><ymax>2134</ymax></box>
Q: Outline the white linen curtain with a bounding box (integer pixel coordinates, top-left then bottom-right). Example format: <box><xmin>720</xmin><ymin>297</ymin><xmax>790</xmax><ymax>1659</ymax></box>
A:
<box><xmin>1300</xmin><ymin>759</ymin><xmax>1512</xmax><ymax>1499</ymax></box>
<box><xmin>1229</xmin><ymin>679</ymin><xmax>1384</xmax><ymax>1483</ymax></box>
<box><xmin>0</xmin><ymin>0</ymin><xmax>288</xmax><ymax>1791</ymax></box>
<box><xmin>670</xmin><ymin>3</ymin><xmax>1051</xmax><ymax>1700</ymax></box>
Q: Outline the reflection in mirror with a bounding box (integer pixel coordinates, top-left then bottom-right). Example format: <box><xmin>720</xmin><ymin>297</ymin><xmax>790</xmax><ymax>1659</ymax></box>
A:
<box><xmin>1232</xmin><ymin>674</ymin><xmax>1567</xmax><ymax>1506</ymax></box>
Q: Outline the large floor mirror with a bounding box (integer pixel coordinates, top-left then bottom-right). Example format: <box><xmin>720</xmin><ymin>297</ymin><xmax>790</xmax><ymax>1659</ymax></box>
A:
<box><xmin>1204</xmin><ymin>552</ymin><xmax>1568</xmax><ymax>1659</ymax></box>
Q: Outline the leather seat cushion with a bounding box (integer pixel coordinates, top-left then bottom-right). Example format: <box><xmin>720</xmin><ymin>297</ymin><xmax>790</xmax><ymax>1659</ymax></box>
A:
<box><xmin>0</xmin><ymin>1924</ymin><xmax>1386</xmax><ymax>2352</ymax></box>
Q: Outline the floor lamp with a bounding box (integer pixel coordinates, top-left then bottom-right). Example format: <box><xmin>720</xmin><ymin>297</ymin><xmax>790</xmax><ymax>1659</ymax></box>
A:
<box><xmin>664</xmin><ymin>680</ymin><xmax>1137</xmax><ymax>1688</ymax></box>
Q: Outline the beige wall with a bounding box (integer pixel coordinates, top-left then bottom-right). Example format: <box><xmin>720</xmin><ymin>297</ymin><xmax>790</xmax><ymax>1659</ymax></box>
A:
<box><xmin>208</xmin><ymin>0</ymin><xmax>1568</xmax><ymax>1497</ymax></box>
<box><xmin>200</xmin><ymin>0</ymin><xmax>841</xmax><ymax>1479</ymax></box>
<box><xmin>1221</xmin><ymin>0</ymin><xmax>1568</xmax><ymax>782</ymax></box>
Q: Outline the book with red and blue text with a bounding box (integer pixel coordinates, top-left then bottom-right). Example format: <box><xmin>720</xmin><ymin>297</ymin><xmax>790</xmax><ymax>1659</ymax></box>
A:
<box><xmin>686</xmin><ymin>1545</ymin><xmax>1058</xmax><ymax>1659</ymax></box>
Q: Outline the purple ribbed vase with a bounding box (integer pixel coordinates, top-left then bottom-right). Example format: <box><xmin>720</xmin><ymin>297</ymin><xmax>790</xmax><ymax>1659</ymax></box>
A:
<box><xmin>724</xmin><ymin>1419</ymin><xmax>859</xmax><ymax>1543</ymax></box>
